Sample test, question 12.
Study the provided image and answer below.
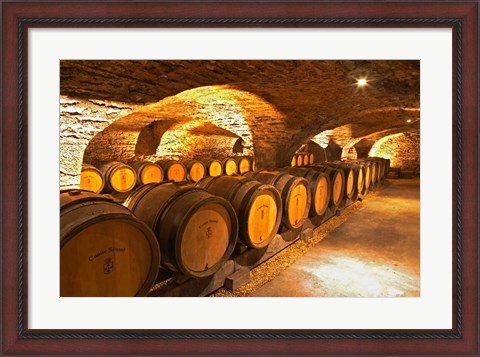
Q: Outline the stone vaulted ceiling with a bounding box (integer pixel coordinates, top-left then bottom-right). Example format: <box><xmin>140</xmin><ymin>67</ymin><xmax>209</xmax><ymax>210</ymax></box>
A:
<box><xmin>60</xmin><ymin>60</ymin><xmax>419</xmax><ymax>184</ymax></box>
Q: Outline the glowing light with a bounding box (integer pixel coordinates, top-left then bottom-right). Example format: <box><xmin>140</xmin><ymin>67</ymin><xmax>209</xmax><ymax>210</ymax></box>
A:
<box><xmin>406</xmin><ymin>119</ymin><xmax>412</xmax><ymax>123</ymax></box>
<box><xmin>356</xmin><ymin>78</ymin><xmax>368</xmax><ymax>87</ymax></box>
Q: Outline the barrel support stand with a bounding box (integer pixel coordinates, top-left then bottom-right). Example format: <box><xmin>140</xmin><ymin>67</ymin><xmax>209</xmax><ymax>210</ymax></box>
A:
<box><xmin>147</xmin><ymin>260</ymin><xmax>235</xmax><ymax>297</ymax></box>
<box><xmin>232</xmin><ymin>225</ymin><xmax>304</xmax><ymax>272</ymax></box>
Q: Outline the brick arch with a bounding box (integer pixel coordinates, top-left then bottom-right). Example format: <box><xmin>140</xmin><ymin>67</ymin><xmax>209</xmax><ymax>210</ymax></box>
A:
<box><xmin>83</xmin><ymin>85</ymin><xmax>289</xmax><ymax>168</ymax></box>
<box><xmin>369</xmin><ymin>132</ymin><xmax>420</xmax><ymax>171</ymax></box>
<box><xmin>154</xmin><ymin>122</ymin><xmax>242</xmax><ymax>160</ymax></box>
<box><xmin>281</xmin><ymin>107</ymin><xmax>419</xmax><ymax>167</ymax></box>
<box><xmin>294</xmin><ymin>140</ymin><xmax>327</xmax><ymax>164</ymax></box>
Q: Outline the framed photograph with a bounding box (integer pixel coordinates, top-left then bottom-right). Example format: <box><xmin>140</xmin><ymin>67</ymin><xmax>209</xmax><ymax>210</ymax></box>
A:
<box><xmin>2</xmin><ymin>1</ymin><xmax>478</xmax><ymax>355</ymax></box>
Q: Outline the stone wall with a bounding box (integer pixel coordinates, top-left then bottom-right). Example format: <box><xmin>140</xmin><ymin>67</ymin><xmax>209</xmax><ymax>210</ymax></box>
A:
<box><xmin>60</xmin><ymin>96</ymin><xmax>138</xmax><ymax>188</ymax></box>
<box><xmin>370</xmin><ymin>132</ymin><xmax>420</xmax><ymax>172</ymax></box>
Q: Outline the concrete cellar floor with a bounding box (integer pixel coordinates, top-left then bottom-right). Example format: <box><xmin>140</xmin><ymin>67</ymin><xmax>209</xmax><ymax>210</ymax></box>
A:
<box><xmin>248</xmin><ymin>179</ymin><xmax>420</xmax><ymax>297</ymax></box>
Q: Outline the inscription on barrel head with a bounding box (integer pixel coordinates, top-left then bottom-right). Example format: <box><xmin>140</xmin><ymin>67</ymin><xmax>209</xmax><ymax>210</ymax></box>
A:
<box><xmin>256</xmin><ymin>204</ymin><xmax>269</xmax><ymax>211</ymax></box>
<box><xmin>199</xmin><ymin>219</ymin><xmax>218</xmax><ymax>229</ymax></box>
<box><xmin>88</xmin><ymin>247</ymin><xmax>126</xmax><ymax>262</ymax></box>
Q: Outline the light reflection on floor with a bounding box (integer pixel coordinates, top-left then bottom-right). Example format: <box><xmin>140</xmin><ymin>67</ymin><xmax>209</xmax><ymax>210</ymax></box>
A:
<box><xmin>300</xmin><ymin>252</ymin><xmax>419</xmax><ymax>297</ymax></box>
<box><xmin>249</xmin><ymin>179</ymin><xmax>420</xmax><ymax>297</ymax></box>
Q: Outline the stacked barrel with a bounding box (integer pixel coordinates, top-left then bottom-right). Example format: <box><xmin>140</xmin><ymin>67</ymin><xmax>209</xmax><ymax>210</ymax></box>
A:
<box><xmin>66</xmin><ymin>155</ymin><xmax>389</xmax><ymax>296</ymax></box>
<box><xmin>291</xmin><ymin>152</ymin><xmax>315</xmax><ymax>167</ymax></box>
<box><xmin>79</xmin><ymin>156</ymin><xmax>256</xmax><ymax>194</ymax></box>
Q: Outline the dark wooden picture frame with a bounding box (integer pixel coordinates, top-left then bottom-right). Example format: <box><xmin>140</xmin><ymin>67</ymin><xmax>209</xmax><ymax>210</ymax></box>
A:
<box><xmin>2</xmin><ymin>1</ymin><xmax>478</xmax><ymax>355</ymax></box>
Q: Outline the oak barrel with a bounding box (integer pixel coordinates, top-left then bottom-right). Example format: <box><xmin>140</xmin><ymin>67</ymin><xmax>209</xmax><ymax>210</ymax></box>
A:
<box><xmin>369</xmin><ymin>157</ymin><xmax>385</xmax><ymax>182</ymax></box>
<box><xmin>296</xmin><ymin>154</ymin><xmax>304</xmax><ymax>166</ymax></box>
<box><xmin>308</xmin><ymin>165</ymin><xmax>345</xmax><ymax>208</ymax></box>
<box><xmin>99</xmin><ymin>162</ymin><xmax>137</xmax><ymax>193</ymax></box>
<box><xmin>362</xmin><ymin>161</ymin><xmax>372</xmax><ymax>191</ymax></box>
<box><xmin>308</xmin><ymin>153</ymin><xmax>315</xmax><ymax>165</ymax></box>
<box><xmin>251</xmin><ymin>158</ymin><xmax>257</xmax><ymax>171</ymax></box>
<box><xmin>222</xmin><ymin>158</ymin><xmax>238</xmax><ymax>175</ymax></box>
<box><xmin>197</xmin><ymin>175</ymin><xmax>282</xmax><ymax>248</ymax></box>
<box><xmin>124</xmin><ymin>182</ymin><xmax>238</xmax><ymax>278</ymax></box>
<box><xmin>368</xmin><ymin>161</ymin><xmax>378</xmax><ymax>188</ymax></box>
<box><xmin>244</xmin><ymin>170</ymin><xmax>311</xmax><ymax>229</ymax></box>
<box><xmin>380</xmin><ymin>158</ymin><xmax>387</xmax><ymax>179</ymax></box>
<box><xmin>291</xmin><ymin>156</ymin><xmax>297</xmax><ymax>167</ymax></box>
<box><xmin>323</xmin><ymin>162</ymin><xmax>355</xmax><ymax>199</ymax></box>
<box><xmin>283</xmin><ymin>167</ymin><xmax>331</xmax><ymax>218</ymax></box>
<box><xmin>60</xmin><ymin>190</ymin><xmax>160</xmax><ymax>297</ymax></box>
<box><xmin>80</xmin><ymin>164</ymin><xmax>105</xmax><ymax>193</ymax></box>
<box><xmin>130</xmin><ymin>161</ymin><xmax>163</xmax><ymax>186</ymax></box>
<box><xmin>156</xmin><ymin>160</ymin><xmax>187</xmax><ymax>182</ymax></box>
<box><xmin>384</xmin><ymin>158</ymin><xmax>391</xmax><ymax>177</ymax></box>
<box><xmin>303</xmin><ymin>154</ymin><xmax>309</xmax><ymax>166</ymax></box>
<box><xmin>204</xmin><ymin>159</ymin><xmax>223</xmax><ymax>177</ymax></box>
<box><xmin>343</xmin><ymin>161</ymin><xmax>366</xmax><ymax>196</ymax></box>
<box><xmin>236</xmin><ymin>157</ymin><xmax>251</xmax><ymax>174</ymax></box>
<box><xmin>179</xmin><ymin>159</ymin><xmax>206</xmax><ymax>183</ymax></box>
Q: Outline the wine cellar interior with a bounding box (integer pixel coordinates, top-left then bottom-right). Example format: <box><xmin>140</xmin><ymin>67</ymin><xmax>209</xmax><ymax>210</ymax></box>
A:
<box><xmin>60</xmin><ymin>60</ymin><xmax>420</xmax><ymax>297</ymax></box>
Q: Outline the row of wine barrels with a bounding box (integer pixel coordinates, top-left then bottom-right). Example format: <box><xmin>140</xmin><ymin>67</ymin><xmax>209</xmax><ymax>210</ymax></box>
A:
<box><xmin>308</xmin><ymin>165</ymin><xmax>345</xmax><ymax>208</ymax></box>
<box><xmin>283</xmin><ymin>167</ymin><xmax>330</xmax><ymax>219</ymax></box>
<box><xmin>347</xmin><ymin>160</ymin><xmax>372</xmax><ymax>192</ymax></box>
<box><xmin>336</xmin><ymin>161</ymin><xmax>366</xmax><ymax>197</ymax></box>
<box><xmin>245</xmin><ymin>171</ymin><xmax>311</xmax><ymax>230</ymax></box>
<box><xmin>66</xmin><ymin>156</ymin><xmax>390</xmax><ymax>297</ymax></box>
<box><xmin>124</xmin><ymin>182</ymin><xmax>238</xmax><ymax>278</ymax></box>
<box><xmin>80</xmin><ymin>156</ymin><xmax>256</xmax><ymax>193</ymax></box>
<box><xmin>221</xmin><ymin>157</ymin><xmax>255</xmax><ymax>176</ymax></box>
<box><xmin>352</xmin><ymin>160</ymin><xmax>372</xmax><ymax>190</ymax></box>
<box><xmin>322</xmin><ymin>162</ymin><xmax>355</xmax><ymax>200</ymax></box>
<box><xmin>81</xmin><ymin>161</ymin><xmax>150</xmax><ymax>194</ymax></box>
<box><xmin>365</xmin><ymin>157</ymin><xmax>390</xmax><ymax>183</ymax></box>
<box><xmin>291</xmin><ymin>153</ymin><xmax>314</xmax><ymax>167</ymax></box>
<box><xmin>60</xmin><ymin>190</ymin><xmax>161</xmax><ymax>297</ymax></box>
<box><xmin>197</xmin><ymin>176</ymin><xmax>282</xmax><ymax>249</ymax></box>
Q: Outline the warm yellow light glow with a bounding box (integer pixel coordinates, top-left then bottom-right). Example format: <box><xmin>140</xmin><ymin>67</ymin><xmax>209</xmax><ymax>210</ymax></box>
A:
<box><xmin>406</xmin><ymin>119</ymin><xmax>412</xmax><ymax>123</ymax></box>
<box><xmin>356</xmin><ymin>78</ymin><xmax>368</xmax><ymax>87</ymax></box>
